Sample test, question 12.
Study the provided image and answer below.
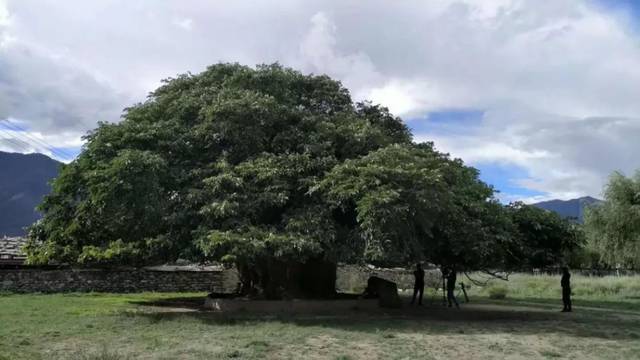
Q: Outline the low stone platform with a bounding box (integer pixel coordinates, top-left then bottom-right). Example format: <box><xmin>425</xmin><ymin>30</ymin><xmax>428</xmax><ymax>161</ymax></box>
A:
<box><xmin>204</xmin><ymin>297</ymin><xmax>380</xmax><ymax>314</ymax></box>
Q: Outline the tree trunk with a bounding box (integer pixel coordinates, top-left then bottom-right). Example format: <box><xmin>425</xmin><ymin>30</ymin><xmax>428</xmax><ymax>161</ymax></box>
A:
<box><xmin>238</xmin><ymin>257</ymin><xmax>337</xmax><ymax>299</ymax></box>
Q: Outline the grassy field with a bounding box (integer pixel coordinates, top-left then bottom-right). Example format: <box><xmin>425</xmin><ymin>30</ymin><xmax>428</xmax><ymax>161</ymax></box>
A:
<box><xmin>1</xmin><ymin>274</ymin><xmax>640</xmax><ymax>360</ymax></box>
<box><xmin>467</xmin><ymin>273</ymin><xmax>640</xmax><ymax>311</ymax></box>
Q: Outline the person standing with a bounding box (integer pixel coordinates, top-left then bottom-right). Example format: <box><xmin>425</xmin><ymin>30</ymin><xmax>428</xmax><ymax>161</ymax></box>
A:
<box><xmin>411</xmin><ymin>263</ymin><xmax>425</xmax><ymax>305</ymax></box>
<box><xmin>561</xmin><ymin>267</ymin><xmax>572</xmax><ymax>312</ymax></box>
<box><xmin>446</xmin><ymin>268</ymin><xmax>459</xmax><ymax>308</ymax></box>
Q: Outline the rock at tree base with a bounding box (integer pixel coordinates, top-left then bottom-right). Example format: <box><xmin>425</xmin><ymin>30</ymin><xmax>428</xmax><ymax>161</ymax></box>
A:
<box><xmin>363</xmin><ymin>276</ymin><xmax>402</xmax><ymax>308</ymax></box>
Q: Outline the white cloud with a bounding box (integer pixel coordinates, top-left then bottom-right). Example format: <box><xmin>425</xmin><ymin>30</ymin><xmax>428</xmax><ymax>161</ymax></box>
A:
<box><xmin>0</xmin><ymin>38</ymin><xmax>129</xmax><ymax>131</ymax></box>
<box><xmin>173</xmin><ymin>17</ymin><xmax>193</xmax><ymax>31</ymax></box>
<box><xmin>298</xmin><ymin>12</ymin><xmax>382</xmax><ymax>99</ymax></box>
<box><xmin>417</xmin><ymin>106</ymin><xmax>640</xmax><ymax>200</ymax></box>
<box><xmin>0</xmin><ymin>0</ymin><xmax>8</xmax><ymax>26</ymax></box>
<box><xmin>367</xmin><ymin>80</ymin><xmax>446</xmax><ymax>118</ymax></box>
<box><xmin>1</xmin><ymin>0</ymin><xmax>639</xmax><ymax>199</ymax></box>
<box><xmin>0</xmin><ymin>0</ymin><xmax>12</xmax><ymax>48</ymax></box>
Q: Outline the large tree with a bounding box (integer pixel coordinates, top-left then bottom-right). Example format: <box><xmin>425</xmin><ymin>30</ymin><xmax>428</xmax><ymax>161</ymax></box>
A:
<box><xmin>585</xmin><ymin>171</ymin><xmax>640</xmax><ymax>268</ymax></box>
<box><xmin>26</xmin><ymin>63</ymin><xmax>527</xmax><ymax>298</ymax></box>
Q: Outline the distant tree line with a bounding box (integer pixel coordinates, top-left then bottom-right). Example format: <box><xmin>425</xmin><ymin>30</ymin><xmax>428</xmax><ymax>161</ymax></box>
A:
<box><xmin>583</xmin><ymin>171</ymin><xmax>640</xmax><ymax>269</ymax></box>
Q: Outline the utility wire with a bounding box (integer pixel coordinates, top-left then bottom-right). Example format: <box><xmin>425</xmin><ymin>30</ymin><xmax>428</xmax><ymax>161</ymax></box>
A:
<box><xmin>0</xmin><ymin>120</ymin><xmax>78</xmax><ymax>160</ymax></box>
<box><xmin>0</xmin><ymin>126</ymin><xmax>55</xmax><ymax>156</ymax></box>
<box><xmin>0</xmin><ymin>128</ymin><xmax>35</xmax><ymax>153</ymax></box>
<box><xmin>0</xmin><ymin>120</ymin><xmax>73</xmax><ymax>159</ymax></box>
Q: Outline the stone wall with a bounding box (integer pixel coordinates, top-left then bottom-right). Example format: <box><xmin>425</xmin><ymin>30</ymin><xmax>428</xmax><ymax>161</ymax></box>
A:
<box><xmin>0</xmin><ymin>236</ymin><xmax>27</xmax><ymax>266</ymax></box>
<box><xmin>0</xmin><ymin>268</ymin><xmax>239</xmax><ymax>293</ymax></box>
<box><xmin>1</xmin><ymin>265</ymin><xmax>442</xmax><ymax>294</ymax></box>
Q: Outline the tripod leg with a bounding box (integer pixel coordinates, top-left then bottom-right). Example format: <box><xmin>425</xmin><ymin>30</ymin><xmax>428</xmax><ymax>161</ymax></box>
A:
<box><xmin>461</xmin><ymin>282</ymin><xmax>469</xmax><ymax>303</ymax></box>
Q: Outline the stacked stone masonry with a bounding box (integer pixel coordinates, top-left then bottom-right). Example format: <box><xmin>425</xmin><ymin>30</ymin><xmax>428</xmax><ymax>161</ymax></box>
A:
<box><xmin>0</xmin><ymin>268</ymin><xmax>239</xmax><ymax>293</ymax></box>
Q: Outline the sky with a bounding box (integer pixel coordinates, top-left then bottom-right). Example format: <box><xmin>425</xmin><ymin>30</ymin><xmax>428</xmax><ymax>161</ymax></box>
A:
<box><xmin>1</xmin><ymin>0</ymin><xmax>640</xmax><ymax>203</ymax></box>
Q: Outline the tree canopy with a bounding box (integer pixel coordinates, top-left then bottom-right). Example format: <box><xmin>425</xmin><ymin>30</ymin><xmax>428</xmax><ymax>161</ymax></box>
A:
<box><xmin>585</xmin><ymin>171</ymin><xmax>640</xmax><ymax>268</ymax></box>
<box><xmin>506</xmin><ymin>202</ymin><xmax>584</xmax><ymax>269</ymax></box>
<box><xmin>25</xmin><ymin>63</ymin><xmax>578</xmax><ymax>297</ymax></box>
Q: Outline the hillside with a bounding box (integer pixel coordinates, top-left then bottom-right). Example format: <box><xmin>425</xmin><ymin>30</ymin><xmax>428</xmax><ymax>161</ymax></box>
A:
<box><xmin>0</xmin><ymin>151</ymin><xmax>61</xmax><ymax>236</ymax></box>
<box><xmin>532</xmin><ymin>196</ymin><xmax>602</xmax><ymax>223</ymax></box>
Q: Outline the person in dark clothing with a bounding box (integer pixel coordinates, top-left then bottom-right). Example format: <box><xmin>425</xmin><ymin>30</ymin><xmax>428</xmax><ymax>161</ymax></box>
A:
<box><xmin>446</xmin><ymin>268</ymin><xmax>459</xmax><ymax>308</ymax></box>
<box><xmin>561</xmin><ymin>267</ymin><xmax>572</xmax><ymax>312</ymax></box>
<box><xmin>411</xmin><ymin>263</ymin><xmax>425</xmax><ymax>305</ymax></box>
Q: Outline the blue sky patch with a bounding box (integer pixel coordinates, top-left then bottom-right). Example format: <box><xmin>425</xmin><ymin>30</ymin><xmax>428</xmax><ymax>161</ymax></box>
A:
<box><xmin>594</xmin><ymin>0</ymin><xmax>640</xmax><ymax>17</ymax></box>
<box><xmin>593</xmin><ymin>0</ymin><xmax>640</xmax><ymax>30</ymax></box>
<box><xmin>50</xmin><ymin>146</ymin><xmax>82</xmax><ymax>162</ymax></box>
<box><xmin>474</xmin><ymin>162</ymin><xmax>547</xmax><ymax>202</ymax></box>
<box><xmin>406</xmin><ymin>109</ymin><xmax>484</xmax><ymax>135</ymax></box>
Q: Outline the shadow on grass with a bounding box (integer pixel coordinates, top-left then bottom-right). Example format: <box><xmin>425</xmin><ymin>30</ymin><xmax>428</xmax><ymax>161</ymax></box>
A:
<box><xmin>128</xmin><ymin>296</ymin><xmax>206</xmax><ymax>310</ymax></box>
<box><xmin>480</xmin><ymin>296</ymin><xmax>640</xmax><ymax>313</ymax></box>
<box><xmin>124</xmin><ymin>294</ymin><xmax>640</xmax><ymax>341</ymax></box>
<box><xmin>128</xmin><ymin>293</ymin><xmax>363</xmax><ymax>310</ymax></box>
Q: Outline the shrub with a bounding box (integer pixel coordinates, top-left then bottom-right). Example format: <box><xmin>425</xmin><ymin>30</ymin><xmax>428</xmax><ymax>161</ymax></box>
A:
<box><xmin>488</xmin><ymin>285</ymin><xmax>508</xmax><ymax>299</ymax></box>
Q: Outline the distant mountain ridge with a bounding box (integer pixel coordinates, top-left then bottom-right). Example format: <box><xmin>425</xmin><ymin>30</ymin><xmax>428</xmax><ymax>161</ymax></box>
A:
<box><xmin>532</xmin><ymin>196</ymin><xmax>603</xmax><ymax>223</ymax></box>
<box><xmin>0</xmin><ymin>151</ymin><xmax>61</xmax><ymax>236</ymax></box>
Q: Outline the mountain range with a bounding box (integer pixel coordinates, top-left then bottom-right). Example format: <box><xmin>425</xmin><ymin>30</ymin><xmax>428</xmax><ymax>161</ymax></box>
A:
<box><xmin>532</xmin><ymin>196</ymin><xmax>603</xmax><ymax>223</ymax></box>
<box><xmin>0</xmin><ymin>151</ymin><xmax>61</xmax><ymax>236</ymax></box>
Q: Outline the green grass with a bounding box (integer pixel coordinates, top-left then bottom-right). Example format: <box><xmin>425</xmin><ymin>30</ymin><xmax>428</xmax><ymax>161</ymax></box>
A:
<box><xmin>467</xmin><ymin>273</ymin><xmax>640</xmax><ymax>312</ymax></box>
<box><xmin>1</xmin><ymin>275</ymin><xmax>640</xmax><ymax>359</ymax></box>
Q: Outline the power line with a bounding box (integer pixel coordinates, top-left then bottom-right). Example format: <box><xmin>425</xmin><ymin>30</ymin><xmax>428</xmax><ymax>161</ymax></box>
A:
<box><xmin>0</xmin><ymin>126</ymin><xmax>55</xmax><ymax>156</ymax></box>
<box><xmin>0</xmin><ymin>120</ymin><xmax>78</xmax><ymax>160</ymax></box>
<box><xmin>0</xmin><ymin>128</ymin><xmax>35</xmax><ymax>153</ymax></box>
<box><xmin>0</xmin><ymin>122</ymin><xmax>55</xmax><ymax>156</ymax></box>
<box><xmin>0</xmin><ymin>120</ymin><xmax>72</xmax><ymax>158</ymax></box>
